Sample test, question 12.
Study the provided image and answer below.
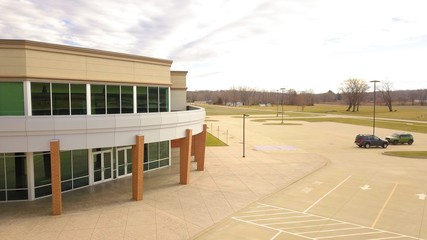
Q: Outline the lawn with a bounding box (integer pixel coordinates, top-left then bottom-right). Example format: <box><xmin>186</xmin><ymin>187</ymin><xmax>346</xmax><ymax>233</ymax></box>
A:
<box><xmin>383</xmin><ymin>151</ymin><xmax>427</xmax><ymax>159</ymax></box>
<box><xmin>206</xmin><ymin>132</ymin><xmax>227</xmax><ymax>146</ymax></box>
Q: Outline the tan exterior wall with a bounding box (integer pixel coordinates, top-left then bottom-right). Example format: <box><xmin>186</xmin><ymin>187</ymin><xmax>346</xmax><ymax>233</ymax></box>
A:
<box><xmin>171</xmin><ymin>71</ymin><xmax>187</xmax><ymax>90</ymax></box>
<box><xmin>0</xmin><ymin>40</ymin><xmax>172</xmax><ymax>85</ymax></box>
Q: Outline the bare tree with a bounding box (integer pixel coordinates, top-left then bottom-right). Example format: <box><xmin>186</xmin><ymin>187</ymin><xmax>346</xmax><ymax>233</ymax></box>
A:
<box><xmin>379</xmin><ymin>81</ymin><xmax>394</xmax><ymax>112</ymax></box>
<box><xmin>339</xmin><ymin>78</ymin><xmax>369</xmax><ymax>112</ymax></box>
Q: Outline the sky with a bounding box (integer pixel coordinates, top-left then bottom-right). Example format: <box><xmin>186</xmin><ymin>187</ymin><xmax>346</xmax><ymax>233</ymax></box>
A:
<box><xmin>1</xmin><ymin>0</ymin><xmax>427</xmax><ymax>93</ymax></box>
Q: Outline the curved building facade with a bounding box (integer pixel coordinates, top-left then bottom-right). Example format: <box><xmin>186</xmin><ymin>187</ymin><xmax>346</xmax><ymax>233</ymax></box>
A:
<box><xmin>0</xmin><ymin>40</ymin><xmax>206</xmax><ymax>212</ymax></box>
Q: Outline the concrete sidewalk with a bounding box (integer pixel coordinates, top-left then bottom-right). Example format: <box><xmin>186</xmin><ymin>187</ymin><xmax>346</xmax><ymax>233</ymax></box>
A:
<box><xmin>0</xmin><ymin>115</ymin><xmax>327</xmax><ymax>240</ymax></box>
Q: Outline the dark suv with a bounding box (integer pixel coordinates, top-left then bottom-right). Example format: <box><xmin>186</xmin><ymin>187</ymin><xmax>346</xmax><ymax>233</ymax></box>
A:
<box><xmin>354</xmin><ymin>134</ymin><xmax>388</xmax><ymax>148</ymax></box>
<box><xmin>385</xmin><ymin>133</ymin><xmax>414</xmax><ymax>145</ymax></box>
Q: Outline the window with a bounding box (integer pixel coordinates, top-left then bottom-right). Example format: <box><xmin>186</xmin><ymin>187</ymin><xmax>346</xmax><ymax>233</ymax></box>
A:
<box><xmin>159</xmin><ymin>88</ymin><xmax>169</xmax><ymax>112</ymax></box>
<box><xmin>71</xmin><ymin>84</ymin><xmax>86</xmax><ymax>115</ymax></box>
<box><xmin>137</xmin><ymin>86</ymin><xmax>148</xmax><ymax>113</ymax></box>
<box><xmin>148</xmin><ymin>87</ymin><xmax>159</xmax><ymax>112</ymax></box>
<box><xmin>61</xmin><ymin>149</ymin><xmax>89</xmax><ymax>191</ymax></box>
<box><xmin>91</xmin><ymin>85</ymin><xmax>106</xmax><ymax>114</ymax></box>
<box><xmin>107</xmin><ymin>85</ymin><xmax>120</xmax><ymax>114</ymax></box>
<box><xmin>0</xmin><ymin>153</ymin><xmax>28</xmax><ymax>201</ymax></box>
<box><xmin>52</xmin><ymin>83</ymin><xmax>70</xmax><ymax>115</ymax></box>
<box><xmin>0</xmin><ymin>82</ymin><xmax>24</xmax><ymax>116</ymax></box>
<box><xmin>31</xmin><ymin>82</ymin><xmax>51</xmax><ymax>115</ymax></box>
<box><xmin>33</xmin><ymin>152</ymin><xmax>52</xmax><ymax>198</ymax></box>
<box><xmin>144</xmin><ymin>141</ymin><xmax>170</xmax><ymax>171</ymax></box>
<box><xmin>121</xmin><ymin>86</ymin><xmax>134</xmax><ymax>113</ymax></box>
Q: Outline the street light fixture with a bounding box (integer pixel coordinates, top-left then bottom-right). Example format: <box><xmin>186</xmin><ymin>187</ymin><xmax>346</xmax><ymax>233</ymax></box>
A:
<box><xmin>242</xmin><ymin>114</ymin><xmax>249</xmax><ymax>158</ymax></box>
<box><xmin>280</xmin><ymin>88</ymin><xmax>286</xmax><ymax>124</ymax></box>
<box><xmin>370</xmin><ymin>80</ymin><xmax>380</xmax><ymax>136</ymax></box>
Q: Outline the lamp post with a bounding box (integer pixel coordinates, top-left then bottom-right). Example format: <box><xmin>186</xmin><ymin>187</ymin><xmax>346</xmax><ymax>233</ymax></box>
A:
<box><xmin>370</xmin><ymin>80</ymin><xmax>380</xmax><ymax>136</ymax></box>
<box><xmin>280</xmin><ymin>88</ymin><xmax>286</xmax><ymax>124</ymax></box>
<box><xmin>276</xmin><ymin>90</ymin><xmax>279</xmax><ymax>117</ymax></box>
<box><xmin>243</xmin><ymin>114</ymin><xmax>249</xmax><ymax>158</ymax></box>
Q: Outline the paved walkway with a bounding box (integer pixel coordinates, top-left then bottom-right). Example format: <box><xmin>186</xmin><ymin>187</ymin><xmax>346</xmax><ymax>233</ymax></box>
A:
<box><xmin>0</xmin><ymin>115</ymin><xmax>327</xmax><ymax>240</ymax></box>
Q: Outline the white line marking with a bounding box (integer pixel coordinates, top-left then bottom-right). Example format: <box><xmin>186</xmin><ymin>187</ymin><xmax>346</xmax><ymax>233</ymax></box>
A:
<box><xmin>296</xmin><ymin>226</ymin><xmax>363</xmax><ymax>234</ymax></box>
<box><xmin>372</xmin><ymin>183</ymin><xmax>398</xmax><ymax>228</ymax></box>
<box><xmin>316</xmin><ymin>231</ymin><xmax>382</xmax><ymax>239</ymax></box>
<box><xmin>280</xmin><ymin>222</ymin><xmax>345</xmax><ymax>230</ymax></box>
<box><xmin>369</xmin><ymin>236</ymin><xmax>409</xmax><ymax>240</ymax></box>
<box><xmin>238</xmin><ymin>211</ymin><xmax>296</xmax><ymax>218</ymax></box>
<box><xmin>303</xmin><ymin>175</ymin><xmax>352</xmax><ymax>213</ymax></box>
<box><xmin>233</xmin><ymin>203</ymin><xmax>424</xmax><ymax>240</ymax></box>
<box><xmin>264</xmin><ymin>218</ymin><xmax>328</xmax><ymax>226</ymax></box>
<box><xmin>252</xmin><ymin>215</ymin><xmax>313</xmax><ymax>222</ymax></box>
<box><xmin>269</xmin><ymin>231</ymin><xmax>282</xmax><ymax>240</ymax></box>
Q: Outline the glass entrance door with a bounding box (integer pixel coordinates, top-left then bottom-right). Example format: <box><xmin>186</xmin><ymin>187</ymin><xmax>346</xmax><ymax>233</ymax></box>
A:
<box><xmin>93</xmin><ymin>150</ymin><xmax>113</xmax><ymax>183</ymax></box>
<box><xmin>116</xmin><ymin>147</ymin><xmax>132</xmax><ymax>178</ymax></box>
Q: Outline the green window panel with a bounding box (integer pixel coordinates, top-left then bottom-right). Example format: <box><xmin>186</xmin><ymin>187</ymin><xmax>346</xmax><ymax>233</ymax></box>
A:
<box><xmin>52</xmin><ymin>83</ymin><xmax>70</xmax><ymax>115</ymax></box>
<box><xmin>107</xmin><ymin>85</ymin><xmax>120</xmax><ymax>114</ymax></box>
<box><xmin>121</xmin><ymin>86</ymin><xmax>134</xmax><ymax>113</ymax></box>
<box><xmin>137</xmin><ymin>86</ymin><xmax>148</xmax><ymax>113</ymax></box>
<box><xmin>0</xmin><ymin>82</ymin><xmax>24</xmax><ymax>116</ymax></box>
<box><xmin>91</xmin><ymin>85</ymin><xmax>106</xmax><ymax>114</ymax></box>
<box><xmin>71</xmin><ymin>84</ymin><xmax>86</xmax><ymax>115</ymax></box>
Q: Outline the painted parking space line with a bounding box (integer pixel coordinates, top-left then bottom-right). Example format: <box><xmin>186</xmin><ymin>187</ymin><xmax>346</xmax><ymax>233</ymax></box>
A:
<box><xmin>303</xmin><ymin>175</ymin><xmax>352</xmax><ymax>213</ymax></box>
<box><xmin>372</xmin><ymin>183</ymin><xmax>398</xmax><ymax>228</ymax></box>
<box><xmin>232</xmin><ymin>203</ymin><xmax>424</xmax><ymax>240</ymax></box>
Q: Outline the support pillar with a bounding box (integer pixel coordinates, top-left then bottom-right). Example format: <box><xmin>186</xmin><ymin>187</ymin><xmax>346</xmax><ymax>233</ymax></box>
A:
<box><xmin>132</xmin><ymin>135</ymin><xmax>144</xmax><ymax>201</ymax></box>
<box><xmin>180</xmin><ymin>129</ymin><xmax>192</xmax><ymax>184</ymax></box>
<box><xmin>194</xmin><ymin>124</ymin><xmax>207</xmax><ymax>171</ymax></box>
<box><xmin>50</xmin><ymin>140</ymin><xmax>62</xmax><ymax>215</ymax></box>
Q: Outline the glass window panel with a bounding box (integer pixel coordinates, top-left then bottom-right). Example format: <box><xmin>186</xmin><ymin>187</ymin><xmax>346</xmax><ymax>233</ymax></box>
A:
<box><xmin>73</xmin><ymin>177</ymin><xmax>89</xmax><ymax>188</ymax></box>
<box><xmin>33</xmin><ymin>152</ymin><xmax>51</xmax><ymax>187</ymax></box>
<box><xmin>71</xmin><ymin>84</ymin><xmax>86</xmax><ymax>115</ymax></box>
<box><xmin>160</xmin><ymin>141</ymin><xmax>169</xmax><ymax>159</ymax></box>
<box><xmin>0</xmin><ymin>82</ymin><xmax>24</xmax><ymax>116</ymax></box>
<box><xmin>60</xmin><ymin>151</ymin><xmax>72</xmax><ymax>181</ymax></box>
<box><xmin>121</xmin><ymin>86</ymin><xmax>133</xmax><ymax>113</ymax></box>
<box><xmin>52</xmin><ymin>83</ymin><xmax>70</xmax><ymax>115</ymax></box>
<box><xmin>31</xmin><ymin>82</ymin><xmax>51</xmax><ymax>115</ymax></box>
<box><xmin>35</xmin><ymin>185</ymin><xmax>51</xmax><ymax>198</ymax></box>
<box><xmin>137</xmin><ymin>87</ymin><xmax>148</xmax><ymax>113</ymax></box>
<box><xmin>149</xmin><ymin>161</ymin><xmax>159</xmax><ymax>170</ymax></box>
<box><xmin>159</xmin><ymin>88</ymin><xmax>169</xmax><ymax>112</ymax></box>
<box><xmin>148</xmin><ymin>143</ymin><xmax>159</xmax><ymax>162</ymax></box>
<box><xmin>61</xmin><ymin>181</ymin><xmax>72</xmax><ymax>192</ymax></box>
<box><xmin>73</xmin><ymin>150</ymin><xmax>88</xmax><ymax>178</ymax></box>
<box><xmin>144</xmin><ymin>144</ymin><xmax>148</xmax><ymax>163</ymax></box>
<box><xmin>160</xmin><ymin>159</ymin><xmax>169</xmax><ymax>167</ymax></box>
<box><xmin>144</xmin><ymin>163</ymin><xmax>148</xmax><ymax>171</ymax></box>
<box><xmin>0</xmin><ymin>191</ymin><xmax>5</xmax><ymax>201</ymax></box>
<box><xmin>127</xmin><ymin>148</ymin><xmax>132</xmax><ymax>173</ymax></box>
<box><xmin>91</xmin><ymin>85</ymin><xmax>106</xmax><ymax>114</ymax></box>
<box><xmin>7</xmin><ymin>189</ymin><xmax>28</xmax><ymax>200</ymax></box>
<box><xmin>5</xmin><ymin>153</ymin><xmax>27</xmax><ymax>189</ymax></box>
<box><xmin>148</xmin><ymin>87</ymin><xmax>159</xmax><ymax>112</ymax></box>
<box><xmin>107</xmin><ymin>85</ymin><xmax>120</xmax><ymax>114</ymax></box>
<box><xmin>0</xmin><ymin>155</ymin><xmax>5</xmax><ymax>189</ymax></box>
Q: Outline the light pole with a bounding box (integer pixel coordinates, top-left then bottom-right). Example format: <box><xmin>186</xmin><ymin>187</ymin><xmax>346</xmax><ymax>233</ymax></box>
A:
<box><xmin>242</xmin><ymin>114</ymin><xmax>249</xmax><ymax>158</ymax></box>
<box><xmin>370</xmin><ymin>80</ymin><xmax>380</xmax><ymax>136</ymax></box>
<box><xmin>280</xmin><ymin>88</ymin><xmax>286</xmax><ymax>124</ymax></box>
<box><xmin>276</xmin><ymin>90</ymin><xmax>279</xmax><ymax>117</ymax></box>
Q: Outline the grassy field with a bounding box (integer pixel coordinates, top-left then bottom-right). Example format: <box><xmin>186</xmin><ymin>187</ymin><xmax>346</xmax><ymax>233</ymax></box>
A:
<box><xmin>206</xmin><ymin>132</ymin><xmax>227</xmax><ymax>146</ymax></box>
<box><xmin>383</xmin><ymin>151</ymin><xmax>427</xmax><ymax>159</ymax></box>
<box><xmin>196</xmin><ymin>103</ymin><xmax>427</xmax><ymax>134</ymax></box>
<box><xmin>196</xmin><ymin>103</ymin><xmax>427</xmax><ymax>121</ymax></box>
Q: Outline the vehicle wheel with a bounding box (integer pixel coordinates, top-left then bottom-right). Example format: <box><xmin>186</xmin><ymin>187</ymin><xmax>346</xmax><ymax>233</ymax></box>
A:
<box><xmin>364</xmin><ymin>143</ymin><xmax>370</xmax><ymax>148</ymax></box>
<box><xmin>393</xmin><ymin>140</ymin><xmax>398</xmax><ymax>145</ymax></box>
<box><xmin>408</xmin><ymin>140</ymin><xmax>414</xmax><ymax>145</ymax></box>
<box><xmin>358</xmin><ymin>145</ymin><xmax>362</xmax><ymax>148</ymax></box>
<box><xmin>383</xmin><ymin>143</ymin><xmax>388</xmax><ymax>148</ymax></box>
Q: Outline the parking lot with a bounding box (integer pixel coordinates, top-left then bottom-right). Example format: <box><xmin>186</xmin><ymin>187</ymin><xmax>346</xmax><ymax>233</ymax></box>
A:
<box><xmin>196</xmin><ymin>116</ymin><xmax>427</xmax><ymax>239</ymax></box>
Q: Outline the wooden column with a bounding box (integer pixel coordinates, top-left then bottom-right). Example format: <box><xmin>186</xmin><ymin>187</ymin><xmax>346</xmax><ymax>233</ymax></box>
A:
<box><xmin>50</xmin><ymin>140</ymin><xmax>62</xmax><ymax>215</ymax></box>
<box><xmin>180</xmin><ymin>129</ymin><xmax>192</xmax><ymax>184</ymax></box>
<box><xmin>194</xmin><ymin>124</ymin><xmax>207</xmax><ymax>171</ymax></box>
<box><xmin>132</xmin><ymin>135</ymin><xmax>144</xmax><ymax>201</ymax></box>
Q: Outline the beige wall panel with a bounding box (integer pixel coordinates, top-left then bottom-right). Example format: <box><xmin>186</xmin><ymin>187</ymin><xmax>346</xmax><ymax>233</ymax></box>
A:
<box><xmin>86</xmin><ymin>71</ymin><xmax>134</xmax><ymax>82</ymax></box>
<box><xmin>0</xmin><ymin>49</ymin><xmax>26</xmax><ymax>75</ymax></box>
<box><xmin>26</xmin><ymin>67</ymin><xmax>87</xmax><ymax>80</ymax></box>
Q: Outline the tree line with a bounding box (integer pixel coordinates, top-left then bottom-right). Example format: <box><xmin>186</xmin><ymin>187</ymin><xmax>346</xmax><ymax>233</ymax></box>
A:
<box><xmin>188</xmin><ymin>79</ymin><xmax>427</xmax><ymax>111</ymax></box>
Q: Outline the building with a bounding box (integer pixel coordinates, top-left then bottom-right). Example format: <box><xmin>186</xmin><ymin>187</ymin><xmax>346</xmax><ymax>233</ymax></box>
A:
<box><xmin>0</xmin><ymin>40</ymin><xmax>206</xmax><ymax>214</ymax></box>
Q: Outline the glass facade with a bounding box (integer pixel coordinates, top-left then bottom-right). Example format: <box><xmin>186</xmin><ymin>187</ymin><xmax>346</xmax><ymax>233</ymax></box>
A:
<box><xmin>31</xmin><ymin>82</ymin><xmax>51</xmax><ymax>115</ymax></box>
<box><xmin>137</xmin><ymin>86</ymin><xmax>148</xmax><ymax>113</ymax></box>
<box><xmin>0</xmin><ymin>82</ymin><xmax>24</xmax><ymax>116</ymax></box>
<box><xmin>144</xmin><ymin>141</ymin><xmax>170</xmax><ymax>171</ymax></box>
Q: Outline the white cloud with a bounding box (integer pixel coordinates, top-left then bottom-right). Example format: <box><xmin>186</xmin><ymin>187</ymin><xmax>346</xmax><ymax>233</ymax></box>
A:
<box><xmin>1</xmin><ymin>0</ymin><xmax>426</xmax><ymax>92</ymax></box>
